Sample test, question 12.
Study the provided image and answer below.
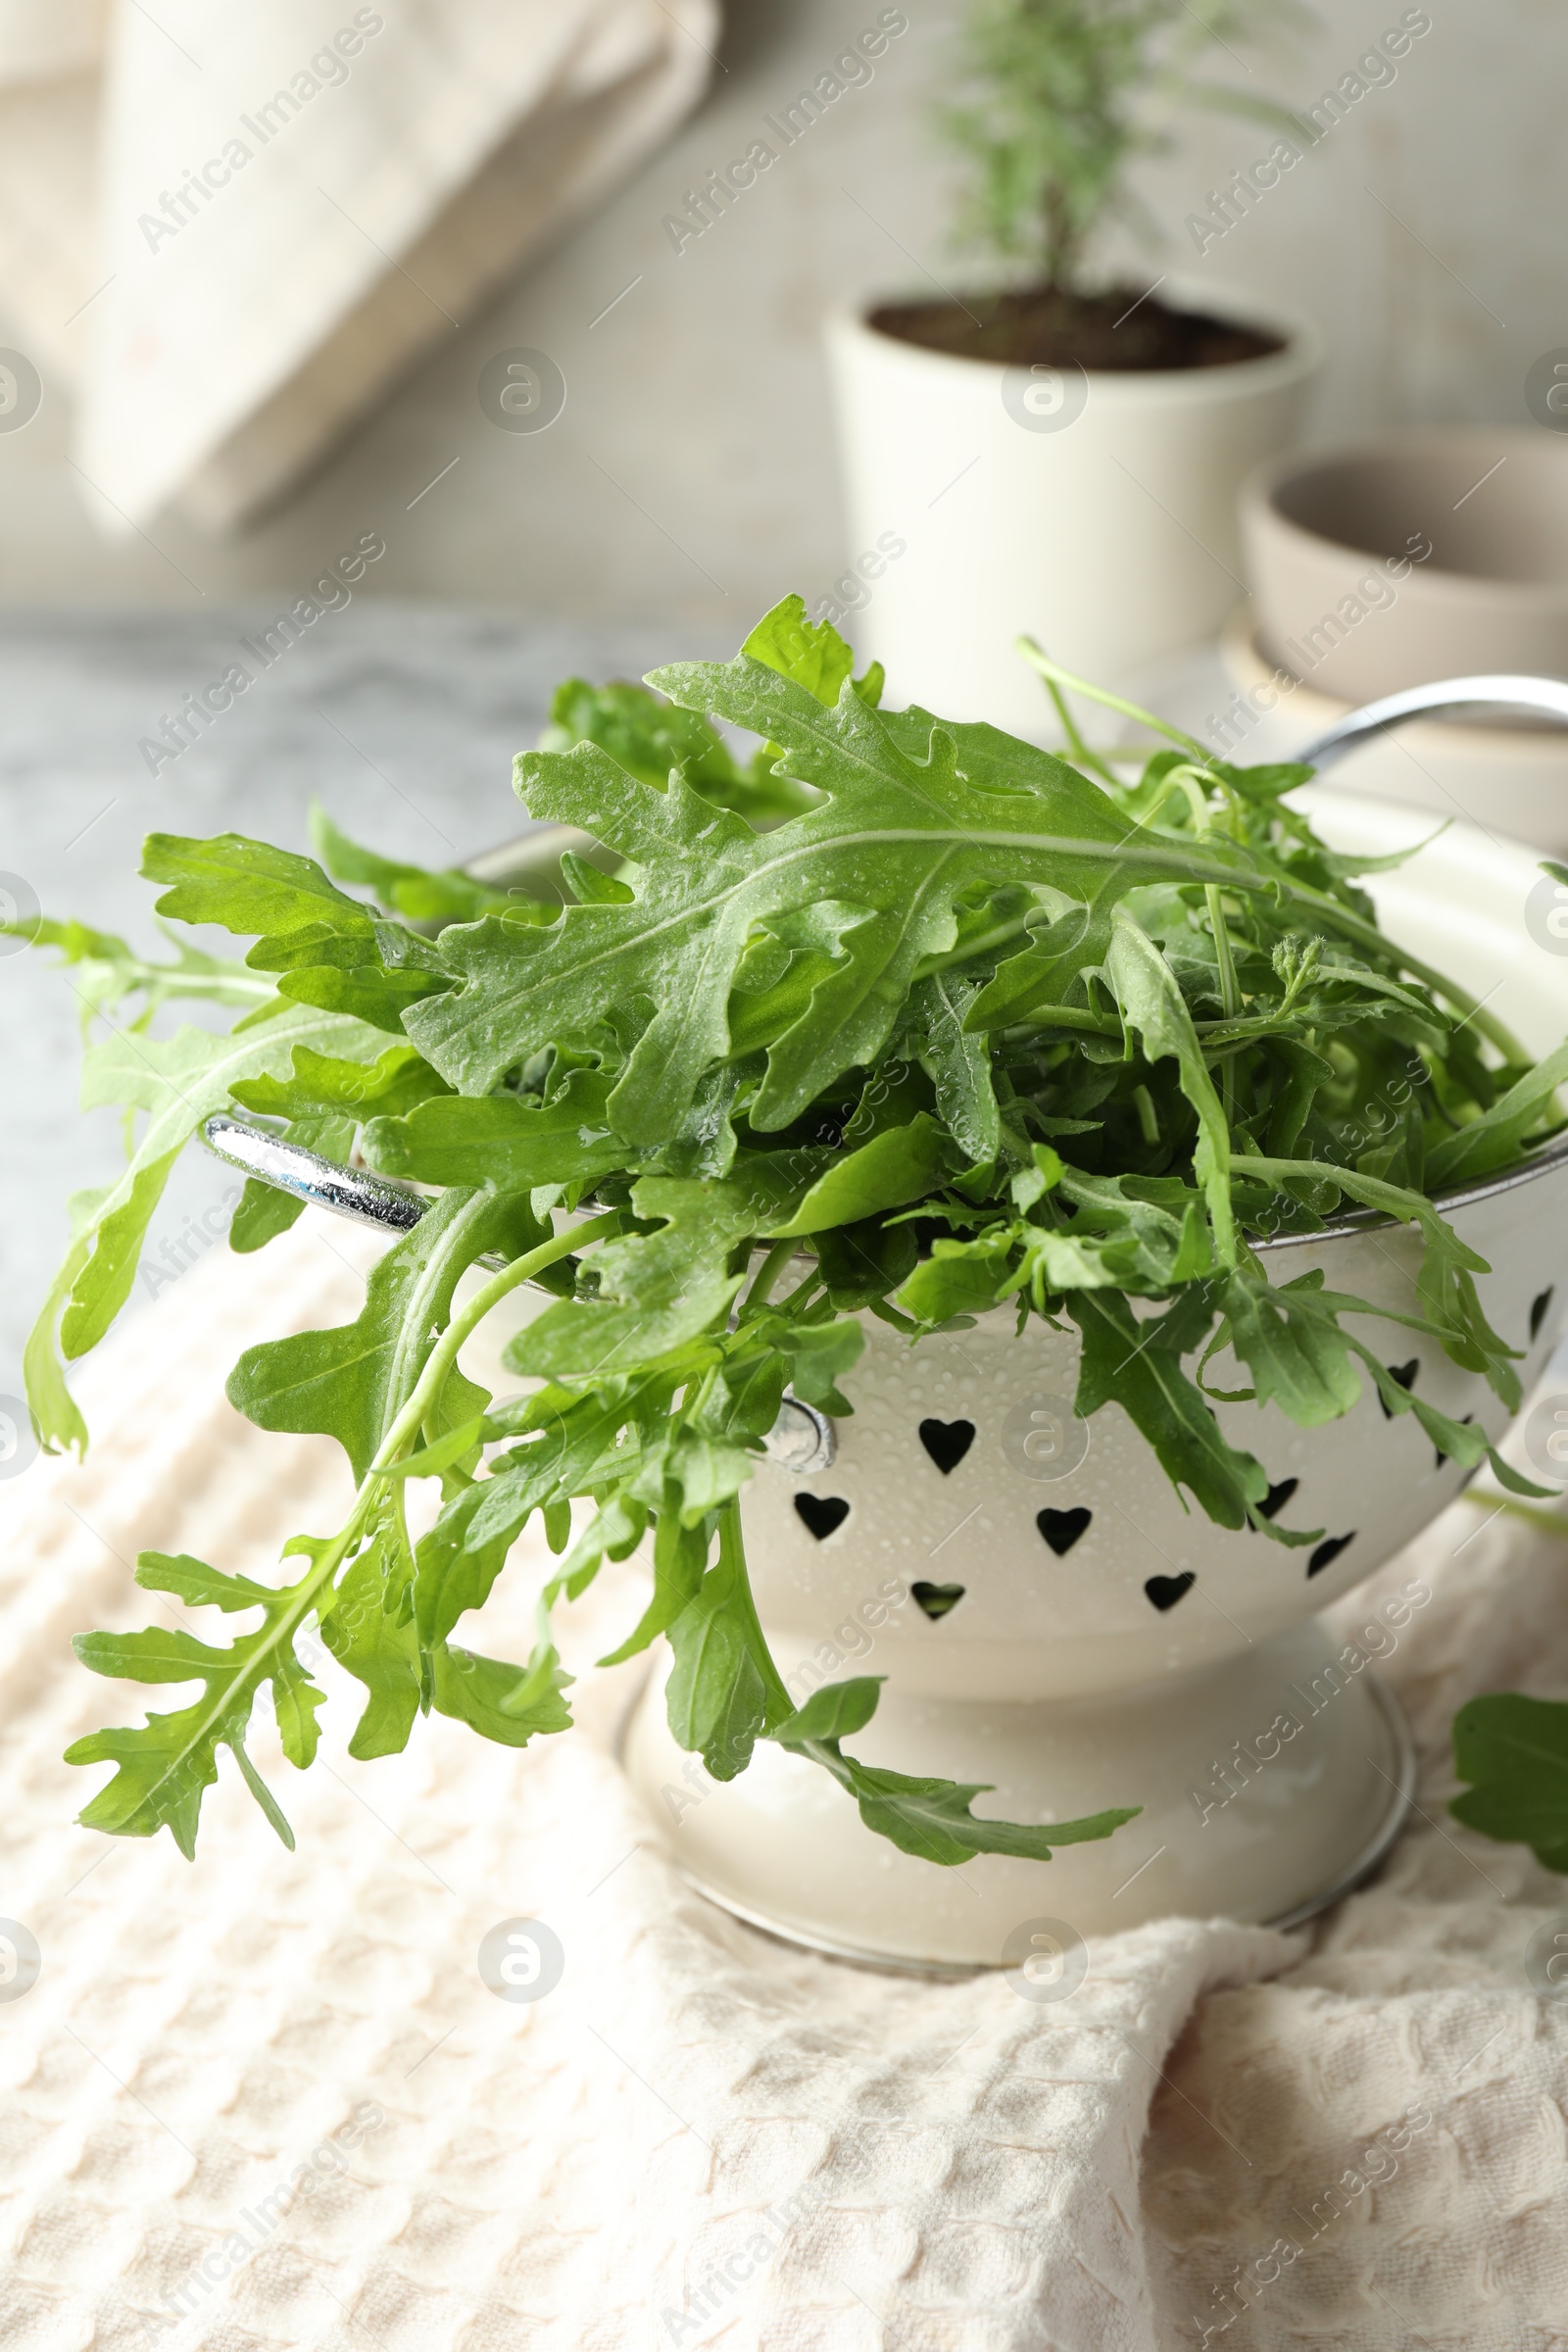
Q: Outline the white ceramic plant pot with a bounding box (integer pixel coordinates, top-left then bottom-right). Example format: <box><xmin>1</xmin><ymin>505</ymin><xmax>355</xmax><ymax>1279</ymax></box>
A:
<box><xmin>824</xmin><ymin>283</ymin><xmax>1322</xmax><ymax>741</ymax></box>
<box><xmin>623</xmin><ymin>784</ymin><xmax>1568</xmax><ymax>1968</ymax></box>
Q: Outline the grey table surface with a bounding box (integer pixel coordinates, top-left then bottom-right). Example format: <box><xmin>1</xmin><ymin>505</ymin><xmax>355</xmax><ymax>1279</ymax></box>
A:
<box><xmin>0</xmin><ymin>603</ymin><xmax>730</xmax><ymax>1414</ymax></box>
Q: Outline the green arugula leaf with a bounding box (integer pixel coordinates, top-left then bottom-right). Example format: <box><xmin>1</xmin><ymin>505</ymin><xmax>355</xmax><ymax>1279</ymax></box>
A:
<box><xmin>1210</xmin><ymin>1267</ymin><xmax>1364</xmax><ymax>1427</ymax></box>
<box><xmin>232</xmin><ymin>1039</ymin><xmax>450</xmax><ymax>1122</ymax></box>
<box><xmin>142</xmin><ymin>832</ymin><xmax>373</xmax><ymax>956</ymax></box>
<box><xmin>143</xmin><ymin>832</ymin><xmax>455</xmax><ymax>1031</ymax></box>
<box><xmin>364</xmin><ymin>1067</ymin><xmax>628</xmax><ymax>1190</ymax></box>
<box><xmin>542</xmin><ymin>671</ymin><xmax>819</xmax><ymax>822</ymax></box>
<box><xmin>1070</xmin><ymin>1287</ymin><xmax>1271</xmax><ymax>1531</ymax></box>
<box><xmin>502</xmin><ymin>1177</ymin><xmax>762</xmax><ymax>1379</ymax></box>
<box><xmin>229</xmin><ymin>1187</ymin><xmax>544</xmax><ymax>1480</ymax></box>
<box><xmin>561</xmin><ymin>852</ymin><xmax>636</xmax><ymax>906</ymax></box>
<box><xmin>15</xmin><ymin>914</ymin><xmax>273</xmax><ymax>1027</ymax></box>
<box><xmin>309</xmin><ymin>807</ymin><xmax>521</xmax><ymax>925</ymax></box>
<box><xmin>665</xmin><ymin>1504</ymin><xmax>792</xmax><ymax>1779</ymax></box>
<box><xmin>1425</xmin><ymin>1038</ymin><xmax>1568</xmax><ymax>1190</ymax></box>
<box><xmin>767</xmin><ymin>1115</ymin><xmax>952</xmax><ymax>1235</ymax></box>
<box><xmin>1234</xmin><ymin>1152</ymin><xmax>1521</xmax><ymax>1407</ymax></box>
<box><xmin>315</xmin><ymin>1501</ymin><xmax>422</xmax><ymax>1759</ymax></box>
<box><xmin>67</xmin><ymin>1548</ymin><xmax>327</xmax><ymax>1856</ymax></box>
<box><xmin>1106</xmin><ymin>907</ymin><xmax>1234</xmax><ymax>1260</ymax></box>
<box><xmin>1450</xmin><ymin>1693</ymin><xmax>1568</xmax><ymax>1872</ymax></box>
<box><xmin>429</xmin><ymin>1633</ymin><xmax>573</xmax><ymax>1748</ymax></box>
<box><xmin>771</xmin><ymin>1678</ymin><xmax>1140</xmax><ymax>1863</ymax></box>
<box><xmin>406</xmin><ymin>607</ymin><xmax>1256</xmax><ymax>1143</ymax></box>
<box><xmin>26</xmin><ymin>1001</ymin><xmax>387</xmax><ymax>1452</ymax></box>
<box><xmin>743</xmin><ymin>595</ymin><xmax>868</xmax><ymax>708</ymax></box>
<box><xmin>965</xmin><ymin>891</ymin><xmax>1118</xmax><ymax>1032</ymax></box>
<box><xmin>416</xmin><ymin>1376</ymin><xmax>666</xmax><ymax>1646</ymax></box>
<box><xmin>599</xmin><ymin>1495</ymin><xmax>709</xmax><ymax>1667</ymax></box>
<box><xmin>909</xmin><ymin>970</ymin><xmax>1004</xmax><ymax>1164</ymax></box>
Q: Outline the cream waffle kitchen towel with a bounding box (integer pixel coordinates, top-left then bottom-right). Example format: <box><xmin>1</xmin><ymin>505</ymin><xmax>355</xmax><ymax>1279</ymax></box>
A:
<box><xmin>0</xmin><ymin>0</ymin><xmax>718</xmax><ymax>530</ymax></box>
<box><xmin>4</xmin><ymin>1220</ymin><xmax>1568</xmax><ymax>2350</ymax></box>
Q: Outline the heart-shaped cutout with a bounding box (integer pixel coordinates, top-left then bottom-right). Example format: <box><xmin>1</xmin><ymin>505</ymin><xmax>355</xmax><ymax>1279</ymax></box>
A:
<box><xmin>1258</xmin><ymin>1476</ymin><xmax>1298</xmax><ymax>1522</ymax></box>
<box><xmin>1377</xmin><ymin>1360</ymin><xmax>1417</xmax><ymax>1420</ymax></box>
<box><xmin>1036</xmin><ymin>1506</ymin><xmax>1092</xmax><ymax>1556</ymax></box>
<box><xmin>1145</xmin><ymin>1571</ymin><xmax>1196</xmax><ymax>1611</ymax></box>
<box><xmin>794</xmin><ymin>1494</ymin><xmax>850</xmax><ymax>1542</ymax></box>
<box><xmin>911</xmin><ymin>1580</ymin><xmax>965</xmax><ymax>1620</ymax></box>
<box><xmin>1306</xmin><ymin>1531</ymin><xmax>1355</xmax><ymax>1579</ymax></box>
<box><xmin>918</xmin><ymin>1417</ymin><xmax>975</xmax><ymax>1475</ymax></box>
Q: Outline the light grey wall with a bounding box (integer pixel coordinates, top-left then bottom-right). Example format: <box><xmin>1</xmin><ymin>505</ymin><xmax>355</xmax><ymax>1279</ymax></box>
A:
<box><xmin>0</xmin><ymin>0</ymin><xmax>1560</xmax><ymax>631</ymax></box>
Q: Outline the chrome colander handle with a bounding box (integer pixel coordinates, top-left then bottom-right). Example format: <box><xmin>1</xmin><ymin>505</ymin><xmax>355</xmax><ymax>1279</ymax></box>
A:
<box><xmin>205</xmin><ymin>1114</ymin><xmax>428</xmax><ymax>1236</ymax></box>
<box><xmin>1298</xmin><ymin>673</ymin><xmax>1568</xmax><ymax>771</ymax></box>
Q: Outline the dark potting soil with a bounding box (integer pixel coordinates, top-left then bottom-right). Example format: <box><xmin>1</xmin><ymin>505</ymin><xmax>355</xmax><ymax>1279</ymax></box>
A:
<box><xmin>866</xmin><ymin>285</ymin><xmax>1285</xmax><ymax>373</ymax></box>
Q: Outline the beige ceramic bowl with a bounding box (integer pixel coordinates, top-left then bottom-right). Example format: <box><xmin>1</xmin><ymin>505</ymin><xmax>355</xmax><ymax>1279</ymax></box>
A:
<box><xmin>1240</xmin><ymin>430</ymin><xmax>1568</xmax><ymax>704</ymax></box>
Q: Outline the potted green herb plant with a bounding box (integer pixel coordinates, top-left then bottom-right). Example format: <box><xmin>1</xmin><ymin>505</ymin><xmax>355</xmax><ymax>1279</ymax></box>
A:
<box><xmin>827</xmin><ymin>0</ymin><xmax>1323</xmax><ymax>736</ymax></box>
<box><xmin>21</xmin><ymin>599</ymin><xmax>1568</xmax><ymax>1968</ymax></box>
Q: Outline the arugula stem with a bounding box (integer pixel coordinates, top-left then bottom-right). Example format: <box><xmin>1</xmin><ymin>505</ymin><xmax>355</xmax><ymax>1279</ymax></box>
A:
<box><xmin>142</xmin><ymin>1208</ymin><xmax>631</xmax><ymax>1816</ymax></box>
<box><xmin>1463</xmin><ymin>1491</ymin><xmax>1568</xmax><ymax>1542</ymax></box>
<box><xmin>773</xmin><ymin>1265</ymin><xmax>825</xmax><ymax>1316</ymax></box>
<box><xmin>1017</xmin><ymin>639</ymin><xmax>1214</xmax><ymax>764</ymax></box>
<box><xmin>1203</xmin><ymin>889</ymin><xmax>1242</xmax><ymax>1017</ymax></box>
<box><xmin>1031</xmin><ymin>660</ymin><xmax>1124</xmax><ymax>790</ymax></box>
<box><xmin>1168</xmin><ymin>768</ymin><xmax>1244</xmax><ymax>1058</ymax></box>
<box><xmin>1201</xmin><ymin>883</ymin><xmax>1242</xmax><ymax>1126</ymax></box>
<box><xmin>997</xmin><ymin>1004</ymin><xmax>1125</xmax><ymax>1040</ymax></box>
<box><xmin>739</xmin><ymin>1236</ymin><xmax>797</xmax><ymax>1318</ymax></box>
<box><xmin>1132</xmin><ymin>1084</ymin><xmax>1159</xmax><ymax>1146</ymax></box>
<box><xmin>368</xmin><ymin>1209</ymin><xmax>623</xmax><ymax>1478</ymax></box>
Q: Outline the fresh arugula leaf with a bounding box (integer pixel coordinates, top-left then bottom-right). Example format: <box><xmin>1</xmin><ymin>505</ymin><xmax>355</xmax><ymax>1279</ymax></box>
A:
<box><xmin>598</xmin><ymin>1495</ymin><xmax>709</xmax><ymax>1667</ymax></box>
<box><xmin>1450</xmin><ymin>1694</ymin><xmax>1568</xmax><ymax>1872</ymax></box>
<box><xmin>561</xmin><ymin>852</ymin><xmax>636</xmax><ymax>906</ymax></box>
<box><xmin>771</xmin><ymin>1678</ymin><xmax>1140</xmax><ymax>1863</ymax></box>
<box><xmin>142</xmin><ymin>832</ymin><xmax>374</xmax><ymax>956</ymax></box>
<box><xmin>229</xmin><ymin>1187</ymin><xmax>543</xmax><ymax>1480</ymax></box>
<box><xmin>15</xmin><ymin>915</ymin><xmax>273</xmax><ymax>1027</ymax></box>
<box><xmin>67</xmin><ymin>1548</ymin><xmax>327</xmax><ymax>1856</ymax></box>
<box><xmin>315</xmin><ymin>1501</ymin><xmax>422</xmax><ymax>1759</ymax></box>
<box><xmin>407</xmin><ymin>611</ymin><xmax>1254</xmax><ymax>1142</ymax></box>
<box><xmin>543</xmin><ymin>671</ymin><xmax>820</xmax><ymax>823</ymax></box>
<box><xmin>430</xmin><ymin>1633</ymin><xmax>573</xmax><ymax>1747</ymax></box>
<box><xmin>1070</xmin><ymin>1288</ymin><xmax>1272</xmax><ymax>1532</ymax></box>
<box><xmin>27</xmin><ymin>1002</ymin><xmax>386</xmax><ymax>1452</ymax></box>
<box><xmin>1425</xmin><ymin>1038</ymin><xmax>1568</xmax><ymax>1190</ymax></box>
<box><xmin>363</xmin><ymin>1067</ymin><xmax>628</xmax><ymax>1190</ymax></box>
<box><xmin>232</xmin><ymin>1039</ymin><xmax>450</xmax><ymax>1122</ymax></box>
<box><xmin>766</xmin><ymin>1115</ymin><xmax>952</xmax><ymax>1235</ymax></box>
<box><xmin>666</xmin><ymin>1503</ymin><xmax>792</xmax><ymax>1780</ymax></box>
<box><xmin>1106</xmin><ymin>908</ymin><xmax>1235</xmax><ymax>1260</ymax></box>
<box><xmin>309</xmin><ymin>807</ymin><xmax>521</xmax><ymax>925</ymax></box>
<box><xmin>909</xmin><ymin>970</ymin><xmax>1004</xmax><ymax>1164</ymax></box>
<box><xmin>416</xmin><ymin>1376</ymin><xmax>667</xmax><ymax>1646</ymax></box>
<box><xmin>742</xmin><ymin>595</ymin><xmax>882</xmax><ymax>709</ymax></box>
